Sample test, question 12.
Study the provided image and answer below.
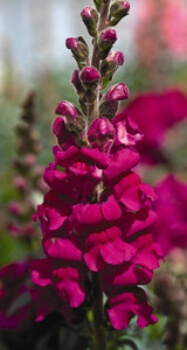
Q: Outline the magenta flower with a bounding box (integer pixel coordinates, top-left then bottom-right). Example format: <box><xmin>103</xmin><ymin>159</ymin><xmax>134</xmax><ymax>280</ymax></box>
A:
<box><xmin>153</xmin><ymin>175</ymin><xmax>187</xmax><ymax>255</ymax></box>
<box><xmin>107</xmin><ymin>288</ymin><xmax>158</xmax><ymax>330</ymax></box>
<box><xmin>30</xmin><ymin>0</ymin><xmax>161</xmax><ymax>339</ymax></box>
<box><xmin>123</xmin><ymin>89</ymin><xmax>187</xmax><ymax>164</ymax></box>
<box><xmin>0</xmin><ymin>262</ymin><xmax>32</xmax><ymax>330</ymax></box>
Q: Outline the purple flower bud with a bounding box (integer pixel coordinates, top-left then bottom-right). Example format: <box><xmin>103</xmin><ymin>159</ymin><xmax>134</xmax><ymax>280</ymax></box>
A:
<box><xmin>80</xmin><ymin>66</ymin><xmax>101</xmax><ymax>84</ymax></box>
<box><xmin>104</xmin><ymin>83</ymin><xmax>130</xmax><ymax>101</ymax></box>
<box><xmin>52</xmin><ymin>117</ymin><xmax>77</xmax><ymax>149</ymax></box>
<box><xmin>107</xmin><ymin>51</ymin><xmax>124</xmax><ymax>65</ymax></box>
<box><xmin>55</xmin><ymin>100</ymin><xmax>80</xmax><ymax>118</ymax></box>
<box><xmin>66</xmin><ymin>38</ymin><xmax>78</xmax><ymax>50</ymax></box>
<box><xmin>101</xmin><ymin>51</ymin><xmax>124</xmax><ymax>79</ymax></box>
<box><xmin>66</xmin><ymin>36</ymin><xmax>89</xmax><ymax>62</ymax></box>
<box><xmin>98</xmin><ymin>28</ymin><xmax>118</xmax><ymax>59</ymax></box>
<box><xmin>101</xmin><ymin>28</ymin><xmax>117</xmax><ymax>42</ymax></box>
<box><xmin>109</xmin><ymin>1</ymin><xmax>130</xmax><ymax>26</ymax></box>
<box><xmin>55</xmin><ymin>101</ymin><xmax>85</xmax><ymax>134</ymax></box>
<box><xmin>88</xmin><ymin>117</ymin><xmax>115</xmax><ymax>150</ymax></box>
<box><xmin>81</xmin><ymin>7</ymin><xmax>98</xmax><ymax>37</ymax></box>
<box><xmin>99</xmin><ymin>100</ymin><xmax>119</xmax><ymax>120</ymax></box>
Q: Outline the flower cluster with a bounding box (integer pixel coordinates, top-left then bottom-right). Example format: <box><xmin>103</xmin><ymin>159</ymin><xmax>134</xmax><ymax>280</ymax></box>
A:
<box><xmin>31</xmin><ymin>0</ymin><xmax>161</xmax><ymax>334</ymax></box>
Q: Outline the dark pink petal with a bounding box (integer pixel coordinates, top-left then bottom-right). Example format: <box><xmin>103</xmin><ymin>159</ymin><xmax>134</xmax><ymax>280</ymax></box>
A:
<box><xmin>114</xmin><ymin>172</ymin><xmax>142</xmax><ymax>210</ymax></box>
<box><xmin>31</xmin><ymin>259</ymin><xmax>52</xmax><ymax>287</ymax></box>
<box><xmin>112</xmin><ymin>114</ymin><xmax>143</xmax><ymax>147</ymax></box>
<box><xmin>123</xmin><ymin>207</ymin><xmax>157</xmax><ymax>239</ymax></box>
<box><xmin>52</xmin><ymin>266</ymin><xmax>85</xmax><ymax>307</ymax></box>
<box><xmin>55</xmin><ymin>146</ymin><xmax>79</xmax><ymax>167</ymax></box>
<box><xmin>84</xmin><ymin>226</ymin><xmax>137</xmax><ymax>271</ymax></box>
<box><xmin>71</xmin><ymin>202</ymin><xmax>103</xmax><ymax>231</ymax></box>
<box><xmin>104</xmin><ymin>148</ymin><xmax>140</xmax><ymax>183</ymax></box>
<box><xmin>107</xmin><ymin>288</ymin><xmax>157</xmax><ymax>330</ymax></box>
<box><xmin>101</xmin><ymin>263</ymin><xmax>153</xmax><ymax>292</ymax></box>
<box><xmin>101</xmin><ymin>195</ymin><xmax>122</xmax><ymax>221</ymax></box>
<box><xmin>81</xmin><ymin>146</ymin><xmax>109</xmax><ymax>168</ymax></box>
<box><xmin>43</xmin><ymin>237</ymin><xmax>82</xmax><ymax>262</ymax></box>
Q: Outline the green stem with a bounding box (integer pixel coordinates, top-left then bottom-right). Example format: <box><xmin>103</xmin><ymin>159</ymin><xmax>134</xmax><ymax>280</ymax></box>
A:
<box><xmin>92</xmin><ymin>272</ymin><xmax>107</xmax><ymax>350</ymax></box>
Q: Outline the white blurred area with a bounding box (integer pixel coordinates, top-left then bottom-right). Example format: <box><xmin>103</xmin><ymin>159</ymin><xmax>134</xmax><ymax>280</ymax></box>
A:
<box><xmin>0</xmin><ymin>0</ymin><xmax>136</xmax><ymax>85</ymax></box>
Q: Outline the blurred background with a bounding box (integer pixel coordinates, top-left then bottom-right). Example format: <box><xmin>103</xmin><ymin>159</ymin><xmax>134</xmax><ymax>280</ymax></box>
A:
<box><xmin>0</xmin><ymin>0</ymin><xmax>187</xmax><ymax>348</ymax></box>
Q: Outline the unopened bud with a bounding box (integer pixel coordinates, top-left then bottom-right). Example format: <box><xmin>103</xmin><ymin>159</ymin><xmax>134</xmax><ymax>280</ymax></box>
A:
<box><xmin>99</xmin><ymin>100</ymin><xmax>119</xmax><ymax>119</ymax></box>
<box><xmin>101</xmin><ymin>51</ymin><xmax>124</xmax><ymax>78</ymax></box>
<box><xmin>104</xmin><ymin>83</ymin><xmax>130</xmax><ymax>101</ymax></box>
<box><xmin>98</xmin><ymin>28</ymin><xmax>117</xmax><ymax>59</ymax></box>
<box><xmin>88</xmin><ymin>117</ymin><xmax>115</xmax><ymax>150</ymax></box>
<box><xmin>80</xmin><ymin>66</ymin><xmax>101</xmax><ymax>84</ymax></box>
<box><xmin>55</xmin><ymin>100</ymin><xmax>80</xmax><ymax>118</ymax></box>
<box><xmin>109</xmin><ymin>1</ymin><xmax>130</xmax><ymax>26</ymax></box>
<box><xmin>81</xmin><ymin>7</ymin><xmax>98</xmax><ymax>37</ymax></box>
<box><xmin>52</xmin><ymin>117</ymin><xmax>77</xmax><ymax>149</ymax></box>
<box><xmin>55</xmin><ymin>101</ymin><xmax>85</xmax><ymax>134</ymax></box>
<box><xmin>80</xmin><ymin>66</ymin><xmax>101</xmax><ymax>102</ymax></box>
<box><xmin>66</xmin><ymin>36</ymin><xmax>89</xmax><ymax>63</ymax></box>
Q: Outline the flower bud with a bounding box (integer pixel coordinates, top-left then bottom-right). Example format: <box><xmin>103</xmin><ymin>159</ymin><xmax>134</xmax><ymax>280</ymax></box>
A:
<box><xmin>71</xmin><ymin>69</ymin><xmax>85</xmax><ymax>100</ymax></box>
<box><xmin>104</xmin><ymin>83</ymin><xmax>130</xmax><ymax>101</ymax></box>
<box><xmin>99</xmin><ymin>100</ymin><xmax>119</xmax><ymax>119</ymax></box>
<box><xmin>98</xmin><ymin>28</ymin><xmax>118</xmax><ymax>59</ymax></box>
<box><xmin>55</xmin><ymin>101</ymin><xmax>86</xmax><ymax>134</ymax></box>
<box><xmin>52</xmin><ymin>117</ymin><xmax>77</xmax><ymax>149</ymax></box>
<box><xmin>88</xmin><ymin>117</ymin><xmax>115</xmax><ymax>150</ymax></box>
<box><xmin>55</xmin><ymin>100</ymin><xmax>80</xmax><ymax>118</ymax></box>
<box><xmin>109</xmin><ymin>1</ymin><xmax>130</xmax><ymax>26</ymax></box>
<box><xmin>79</xmin><ymin>66</ymin><xmax>101</xmax><ymax>84</ymax></box>
<box><xmin>81</xmin><ymin>7</ymin><xmax>98</xmax><ymax>37</ymax></box>
<box><xmin>101</xmin><ymin>51</ymin><xmax>124</xmax><ymax>79</ymax></box>
<box><xmin>66</xmin><ymin>36</ymin><xmax>89</xmax><ymax>63</ymax></box>
<box><xmin>80</xmin><ymin>66</ymin><xmax>101</xmax><ymax>102</ymax></box>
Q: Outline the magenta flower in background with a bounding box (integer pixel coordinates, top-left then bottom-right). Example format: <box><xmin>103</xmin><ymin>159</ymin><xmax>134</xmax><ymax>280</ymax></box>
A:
<box><xmin>122</xmin><ymin>89</ymin><xmax>187</xmax><ymax>164</ymax></box>
<box><xmin>153</xmin><ymin>175</ymin><xmax>187</xmax><ymax>255</ymax></box>
<box><xmin>0</xmin><ymin>261</ymin><xmax>32</xmax><ymax>330</ymax></box>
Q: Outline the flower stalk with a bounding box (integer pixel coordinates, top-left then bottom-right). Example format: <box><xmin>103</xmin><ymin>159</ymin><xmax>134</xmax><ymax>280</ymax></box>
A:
<box><xmin>30</xmin><ymin>1</ymin><xmax>161</xmax><ymax>349</ymax></box>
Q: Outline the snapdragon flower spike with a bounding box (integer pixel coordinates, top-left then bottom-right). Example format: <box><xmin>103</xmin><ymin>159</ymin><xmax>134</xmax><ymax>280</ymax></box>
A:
<box><xmin>66</xmin><ymin>36</ymin><xmax>89</xmax><ymax>65</ymax></box>
<box><xmin>98</xmin><ymin>28</ymin><xmax>118</xmax><ymax>59</ymax></box>
<box><xmin>31</xmin><ymin>0</ymin><xmax>161</xmax><ymax>337</ymax></box>
<box><xmin>109</xmin><ymin>1</ymin><xmax>130</xmax><ymax>26</ymax></box>
<box><xmin>81</xmin><ymin>7</ymin><xmax>98</xmax><ymax>37</ymax></box>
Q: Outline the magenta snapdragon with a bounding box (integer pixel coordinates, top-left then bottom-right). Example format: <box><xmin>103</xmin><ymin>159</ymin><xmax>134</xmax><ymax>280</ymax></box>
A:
<box><xmin>31</xmin><ymin>0</ymin><xmax>162</xmax><ymax>348</ymax></box>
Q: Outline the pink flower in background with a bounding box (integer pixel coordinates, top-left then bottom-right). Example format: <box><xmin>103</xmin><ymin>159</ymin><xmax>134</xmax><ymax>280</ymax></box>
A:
<box><xmin>122</xmin><ymin>89</ymin><xmax>187</xmax><ymax>164</ymax></box>
<box><xmin>161</xmin><ymin>0</ymin><xmax>187</xmax><ymax>59</ymax></box>
<box><xmin>136</xmin><ymin>0</ymin><xmax>187</xmax><ymax>62</ymax></box>
<box><xmin>153</xmin><ymin>175</ymin><xmax>187</xmax><ymax>255</ymax></box>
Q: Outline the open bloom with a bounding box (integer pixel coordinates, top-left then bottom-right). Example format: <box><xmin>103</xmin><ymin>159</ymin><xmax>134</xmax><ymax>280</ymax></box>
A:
<box><xmin>32</xmin><ymin>100</ymin><xmax>161</xmax><ymax>330</ymax></box>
